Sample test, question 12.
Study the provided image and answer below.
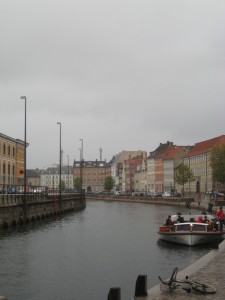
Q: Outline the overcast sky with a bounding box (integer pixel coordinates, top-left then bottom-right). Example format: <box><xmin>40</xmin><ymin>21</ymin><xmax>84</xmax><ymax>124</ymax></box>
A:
<box><xmin>1</xmin><ymin>0</ymin><xmax>225</xmax><ymax>169</ymax></box>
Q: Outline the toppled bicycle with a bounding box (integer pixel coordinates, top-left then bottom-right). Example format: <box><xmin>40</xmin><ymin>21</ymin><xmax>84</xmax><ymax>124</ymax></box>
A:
<box><xmin>159</xmin><ymin>267</ymin><xmax>216</xmax><ymax>294</ymax></box>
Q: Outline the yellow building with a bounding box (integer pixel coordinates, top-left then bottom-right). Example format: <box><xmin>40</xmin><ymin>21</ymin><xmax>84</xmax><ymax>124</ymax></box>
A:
<box><xmin>0</xmin><ymin>133</ymin><xmax>27</xmax><ymax>186</ymax></box>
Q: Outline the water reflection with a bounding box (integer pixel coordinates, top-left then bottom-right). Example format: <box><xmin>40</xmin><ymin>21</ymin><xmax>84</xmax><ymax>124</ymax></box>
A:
<box><xmin>0</xmin><ymin>201</ymin><xmax>214</xmax><ymax>300</ymax></box>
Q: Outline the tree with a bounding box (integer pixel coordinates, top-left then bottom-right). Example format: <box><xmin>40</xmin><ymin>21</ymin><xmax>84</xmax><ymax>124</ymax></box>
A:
<box><xmin>174</xmin><ymin>163</ymin><xmax>195</xmax><ymax>196</ymax></box>
<box><xmin>74</xmin><ymin>177</ymin><xmax>81</xmax><ymax>191</ymax></box>
<box><xmin>104</xmin><ymin>176</ymin><xmax>115</xmax><ymax>192</ymax></box>
<box><xmin>59</xmin><ymin>179</ymin><xmax>65</xmax><ymax>190</ymax></box>
<box><xmin>210</xmin><ymin>144</ymin><xmax>225</xmax><ymax>183</ymax></box>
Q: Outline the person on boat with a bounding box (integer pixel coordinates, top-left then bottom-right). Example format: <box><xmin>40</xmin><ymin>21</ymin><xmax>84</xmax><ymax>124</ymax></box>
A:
<box><xmin>212</xmin><ymin>217</ymin><xmax>219</xmax><ymax>231</ymax></box>
<box><xmin>203</xmin><ymin>215</ymin><xmax>213</xmax><ymax>230</ymax></box>
<box><xmin>165</xmin><ymin>215</ymin><xmax>174</xmax><ymax>226</ymax></box>
<box><xmin>177</xmin><ymin>214</ymin><xmax>184</xmax><ymax>223</ymax></box>
<box><xmin>197</xmin><ymin>216</ymin><xmax>203</xmax><ymax>223</ymax></box>
<box><xmin>215</xmin><ymin>207</ymin><xmax>224</xmax><ymax>231</ymax></box>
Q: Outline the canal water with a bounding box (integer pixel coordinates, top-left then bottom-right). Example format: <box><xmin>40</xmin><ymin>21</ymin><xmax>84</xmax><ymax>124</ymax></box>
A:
<box><xmin>0</xmin><ymin>200</ymin><xmax>214</xmax><ymax>300</ymax></box>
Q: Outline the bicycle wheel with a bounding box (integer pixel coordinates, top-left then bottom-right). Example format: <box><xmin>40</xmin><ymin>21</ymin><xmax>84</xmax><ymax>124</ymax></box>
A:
<box><xmin>169</xmin><ymin>267</ymin><xmax>178</xmax><ymax>283</ymax></box>
<box><xmin>192</xmin><ymin>282</ymin><xmax>216</xmax><ymax>294</ymax></box>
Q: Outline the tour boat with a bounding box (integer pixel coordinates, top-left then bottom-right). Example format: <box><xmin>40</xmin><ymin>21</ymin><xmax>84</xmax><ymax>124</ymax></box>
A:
<box><xmin>158</xmin><ymin>214</ymin><xmax>225</xmax><ymax>246</ymax></box>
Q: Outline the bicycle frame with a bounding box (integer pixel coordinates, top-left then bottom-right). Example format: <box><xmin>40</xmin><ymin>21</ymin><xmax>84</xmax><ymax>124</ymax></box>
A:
<box><xmin>159</xmin><ymin>267</ymin><xmax>216</xmax><ymax>294</ymax></box>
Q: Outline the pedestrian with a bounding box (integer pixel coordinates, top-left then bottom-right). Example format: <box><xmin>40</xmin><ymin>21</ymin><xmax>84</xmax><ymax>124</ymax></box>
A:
<box><xmin>215</xmin><ymin>206</ymin><xmax>225</xmax><ymax>231</ymax></box>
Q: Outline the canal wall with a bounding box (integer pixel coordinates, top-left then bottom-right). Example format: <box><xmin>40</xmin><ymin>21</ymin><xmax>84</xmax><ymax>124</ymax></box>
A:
<box><xmin>0</xmin><ymin>192</ymin><xmax>86</xmax><ymax>228</ymax></box>
<box><xmin>86</xmin><ymin>194</ymin><xmax>221</xmax><ymax>214</ymax></box>
<box><xmin>86</xmin><ymin>194</ymin><xmax>195</xmax><ymax>209</ymax></box>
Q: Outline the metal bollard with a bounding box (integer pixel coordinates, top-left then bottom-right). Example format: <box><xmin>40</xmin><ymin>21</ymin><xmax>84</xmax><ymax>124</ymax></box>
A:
<box><xmin>134</xmin><ymin>275</ymin><xmax>148</xmax><ymax>297</ymax></box>
<box><xmin>108</xmin><ymin>287</ymin><xmax>121</xmax><ymax>300</ymax></box>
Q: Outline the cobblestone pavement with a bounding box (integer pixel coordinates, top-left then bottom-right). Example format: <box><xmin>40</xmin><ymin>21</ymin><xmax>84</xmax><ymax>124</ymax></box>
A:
<box><xmin>136</xmin><ymin>230</ymin><xmax>225</xmax><ymax>300</ymax></box>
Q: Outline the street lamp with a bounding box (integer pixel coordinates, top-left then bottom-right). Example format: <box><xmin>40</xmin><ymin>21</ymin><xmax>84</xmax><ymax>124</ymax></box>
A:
<box><xmin>57</xmin><ymin>122</ymin><xmax>62</xmax><ymax>209</ymax></box>
<box><xmin>205</xmin><ymin>153</ymin><xmax>208</xmax><ymax>193</ymax></box>
<box><xmin>20</xmin><ymin>96</ymin><xmax>27</xmax><ymax>218</ymax></box>
<box><xmin>79</xmin><ymin>139</ymin><xmax>84</xmax><ymax>193</ymax></box>
<box><xmin>78</xmin><ymin>148</ymin><xmax>81</xmax><ymax>161</ymax></box>
<box><xmin>67</xmin><ymin>155</ymin><xmax>69</xmax><ymax>189</ymax></box>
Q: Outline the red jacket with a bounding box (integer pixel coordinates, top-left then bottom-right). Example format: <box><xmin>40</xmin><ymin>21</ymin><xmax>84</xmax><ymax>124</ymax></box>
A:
<box><xmin>216</xmin><ymin>209</ymin><xmax>225</xmax><ymax>221</ymax></box>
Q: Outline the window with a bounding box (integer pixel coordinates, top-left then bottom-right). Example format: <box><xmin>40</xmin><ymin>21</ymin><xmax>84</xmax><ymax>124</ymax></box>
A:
<box><xmin>8</xmin><ymin>146</ymin><xmax>10</xmax><ymax>156</ymax></box>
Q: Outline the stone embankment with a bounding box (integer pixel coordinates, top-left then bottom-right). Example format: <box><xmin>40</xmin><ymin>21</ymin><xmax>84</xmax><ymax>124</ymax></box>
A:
<box><xmin>86</xmin><ymin>193</ymin><xmax>216</xmax><ymax>212</ymax></box>
<box><xmin>0</xmin><ymin>192</ymin><xmax>86</xmax><ymax>228</ymax></box>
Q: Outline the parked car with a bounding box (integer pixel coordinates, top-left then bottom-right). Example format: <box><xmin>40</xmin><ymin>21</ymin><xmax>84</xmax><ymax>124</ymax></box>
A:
<box><xmin>154</xmin><ymin>192</ymin><xmax>163</xmax><ymax>197</ymax></box>
<box><xmin>0</xmin><ymin>187</ymin><xmax>6</xmax><ymax>194</ymax></box>
<box><xmin>162</xmin><ymin>192</ymin><xmax>171</xmax><ymax>198</ymax></box>
<box><xmin>171</xmin><ymin>192</ymin><xmax>181</xmax><ymax>197</ymax></box>
<box><xmin>115</xmin><ymin>191</ymin><xmax>122</xmax><ymax>195</ymax></box>
<box><xmin>7</xmin><ymin>188</ymin><xmax>18</xmax><ymax>194</ymax></box>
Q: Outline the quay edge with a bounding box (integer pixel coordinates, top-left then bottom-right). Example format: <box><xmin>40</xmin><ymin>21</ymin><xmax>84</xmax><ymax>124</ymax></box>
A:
<box><xmin>0</xmin><ymin>192</ymin><xmax>86</xmax><ymax>228</ymax></box>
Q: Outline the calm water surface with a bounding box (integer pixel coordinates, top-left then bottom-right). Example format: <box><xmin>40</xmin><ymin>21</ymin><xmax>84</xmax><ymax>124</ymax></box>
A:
<box><xmin>0</xmin><ymin>200</ymin><xmax>214</xmax><ymax>300</ymax></box>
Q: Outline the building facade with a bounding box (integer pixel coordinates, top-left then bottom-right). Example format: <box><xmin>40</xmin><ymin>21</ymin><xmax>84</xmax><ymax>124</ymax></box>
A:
<box><xmin>73</xmin><ymin>160</ymin><xmax>107</xmax><ymax>192</ymax></box>
<box><xmin>110</xmin><ymin>150</ymin><xmax>147</xmax><ymax>192</ymax></box>
<box><xmin>147</xmin><ymin>142</ymin><xmax>191</xmax><ymax>194</ymax></box>
<box><xmin>40</xmin><ymin>165</ymin><xmax>74</xmax><ymax>189</ymax></box>
<box><xmin>0</xmin><ymin>133</ymin><xmax>27</xmax><ymax>186</ymax></box>
<box><xmin>183</xmin><ymin>135</ymin><xmax>225</xmax><ymax>195</ymax></box>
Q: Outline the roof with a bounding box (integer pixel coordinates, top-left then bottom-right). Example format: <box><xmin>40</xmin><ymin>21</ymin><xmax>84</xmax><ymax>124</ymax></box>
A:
<box><xmin>155</xmin><ymin>145</ymin><xmax>183</xmax><ymax>160</ymax></box>
<box><xmin>184</xmin><ymin>135</ymin><xmax>225</xmax><ymax>158</ymax></box>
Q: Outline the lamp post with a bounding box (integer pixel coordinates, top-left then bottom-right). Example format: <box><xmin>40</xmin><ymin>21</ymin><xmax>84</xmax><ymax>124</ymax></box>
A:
<box><xmin>20</xmin><ymin>96</ymin><xmax>27</xmax><ymax>219</ymax></box>
<box><xmin>205</xmin><ymin>153</ymin><xmax>208</xmax><ymax>193</ymax></box>
<box><xmin>79</xmin><ymin>139</ymin><xmax>83</xmax><ymax>193</ymax></box>
<box><xmin>57</xmin><ymin>122</ymin><xmax>62</xmax><ymax>209</ymax></box>
<box><xmin>78</xmin><ymin>148</ymin><xmax>81</xmax><ymax>161</ymax></box>
<box><xmin>67</xmin><ymin>155</ymin><xmax>69</xmax><ymax>189</ymax></box>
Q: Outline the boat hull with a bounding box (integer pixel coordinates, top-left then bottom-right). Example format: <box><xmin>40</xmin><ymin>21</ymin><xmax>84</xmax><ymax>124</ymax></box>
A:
<box><xmin>158</xmin><ymin>232</ymin><xmax>224</xmax><ymax>246</ymax></box>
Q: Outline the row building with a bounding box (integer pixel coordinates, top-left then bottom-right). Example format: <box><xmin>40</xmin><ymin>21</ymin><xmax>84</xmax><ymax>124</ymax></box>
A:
<box><xmin>4</xmin><ymin>133</ymin><xmax>224</xmax><ymax>197</ymax></box>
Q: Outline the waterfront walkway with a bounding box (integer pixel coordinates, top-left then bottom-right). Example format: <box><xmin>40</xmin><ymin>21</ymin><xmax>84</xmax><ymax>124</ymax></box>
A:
<box><xmin>137</xmin><ymin>239</ymin><xmax>225</xmax><ymax>300</ymax></box>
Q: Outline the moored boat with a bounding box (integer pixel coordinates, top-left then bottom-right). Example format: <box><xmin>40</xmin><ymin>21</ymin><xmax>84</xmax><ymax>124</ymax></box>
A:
<box><xmin>158</xmin><ymin>214</ymin><xmax>225</xmax><ymax>246</ymax></box>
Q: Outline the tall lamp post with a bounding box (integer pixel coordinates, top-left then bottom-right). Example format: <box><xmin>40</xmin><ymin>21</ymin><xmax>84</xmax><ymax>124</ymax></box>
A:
<box><xmin>67</xmin><ymin>155</ymin><xmax>69</xmax><ymax>189</ymax></box>
<box><xmin>21</xmin><ymin>96</ymin><xmax>27</xmax><ymax>219</ymax></box>
<box><xmin>57</xmin><ymin>122</ymin><xmax>62</xmax><ymax>209</ymax></box>
<box><xmin>205</xmin><ymin>153</ymin><xmax>208</xmax><ymax>193</ymax></box>
<box><xmin>79</xmin><ymin>139</ymin><xmax>83</xmax><ymax>193</ymax></box>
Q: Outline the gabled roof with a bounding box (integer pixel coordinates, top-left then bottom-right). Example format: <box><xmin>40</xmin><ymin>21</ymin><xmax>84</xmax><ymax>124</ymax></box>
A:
<box><xmin>184</xmin><ymin>135</ymin><xmax>225</xmax><ymax>158</ymax></box>
<box><xmin>155</xmin><ymin>145</ymin><xmax>182</xmax><ymax>160</ymax></box>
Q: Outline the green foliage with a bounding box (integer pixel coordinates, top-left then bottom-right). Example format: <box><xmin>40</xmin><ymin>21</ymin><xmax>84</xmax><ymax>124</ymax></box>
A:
<box><xmin>104</xmin><ymin>176</ymin><xmax>115</xmax><ymax>192</ymax></box>
<box><xmin>59</xmin><ymin>180</ymin><xmax>66</xmax><ymax>190</ymax></box>
<box><xmin>175</xmin><ymin>163</ymin><xmax>195</xmax><ymax>194</ymax></box>
<box><xmin>210</xmin><ymin>144</ymin><xmax>225</xmax><ymax>182</ymax></box>
<box><xmin>74</xmin><ymin>177</ymin><xmax>81</xmax><ymax>190</ymax></box>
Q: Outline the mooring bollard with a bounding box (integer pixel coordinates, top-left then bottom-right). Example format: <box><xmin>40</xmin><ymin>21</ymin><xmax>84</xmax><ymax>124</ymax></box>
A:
<box><xmin>134</xmin><ymin>275</ymin><xmax>148</xmax><ymax>297</ymax></box>
<box><xmin>108</xmin><ymin>287</ymin><xmax>121</xmax><ymax>300</ymax></box>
